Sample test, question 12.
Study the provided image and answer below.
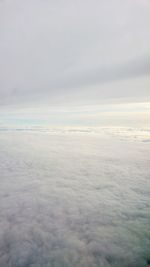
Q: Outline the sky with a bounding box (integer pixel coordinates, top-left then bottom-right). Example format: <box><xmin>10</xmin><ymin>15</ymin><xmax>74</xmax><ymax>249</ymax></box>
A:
<box><xmin>0</xmin><ymin>0</ymin><xmax>150</xmax><ymax>126</ymax></box>
<box><xmin>0</xmin><ymin>3</ymin><xmax>150</xmax><ymax>266</ymax></box>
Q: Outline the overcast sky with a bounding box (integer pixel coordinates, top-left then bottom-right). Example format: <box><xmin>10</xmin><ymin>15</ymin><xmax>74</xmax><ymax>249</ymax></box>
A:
<box><xmin>0</xmin><ymin>0</ymin><xmax>150</xmax><ymax>106</ymax></box>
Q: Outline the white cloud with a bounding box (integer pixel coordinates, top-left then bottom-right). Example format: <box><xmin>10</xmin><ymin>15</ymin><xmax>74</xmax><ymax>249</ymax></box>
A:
<box><xmin>0</xmin><ymin>130</ymin><xmax>150</xmax><ymax>266</ymax></box>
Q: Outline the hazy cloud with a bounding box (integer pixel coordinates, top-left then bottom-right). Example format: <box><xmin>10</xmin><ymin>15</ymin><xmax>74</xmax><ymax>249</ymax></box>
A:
<box><xmin>0</xmin><ymin>0</ymin><xmax>150</xmax><ymax>105</ymax></box>
<box><xmin>0</xmin><ymin>130</ymin><xmax>150</xmax><ymax>266</ymax></box>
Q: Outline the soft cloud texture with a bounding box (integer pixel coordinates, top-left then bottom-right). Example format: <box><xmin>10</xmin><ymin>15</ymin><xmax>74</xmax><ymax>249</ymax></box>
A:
<box><xmin>0</xmin><ymin>2</ymin><xmax>150</xmax><ymax>265</ymax></box>
<box><xmin>0</xmin><ymin>130</ymin><xmax>150</xmax><ymax>266</ymax></box>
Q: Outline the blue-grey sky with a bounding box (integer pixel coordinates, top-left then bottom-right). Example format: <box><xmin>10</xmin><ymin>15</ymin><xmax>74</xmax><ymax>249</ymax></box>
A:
<box><xmin>0</xmin><ymin>0</ymin><xmax>150</xmax><ymax>126</ymax></box>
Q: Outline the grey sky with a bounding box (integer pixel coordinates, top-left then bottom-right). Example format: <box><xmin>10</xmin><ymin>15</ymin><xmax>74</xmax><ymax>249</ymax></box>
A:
<box><xmin>0</xmin><ymin>0</ymin><xmax>150</xmax><ymax>106</ymax></box>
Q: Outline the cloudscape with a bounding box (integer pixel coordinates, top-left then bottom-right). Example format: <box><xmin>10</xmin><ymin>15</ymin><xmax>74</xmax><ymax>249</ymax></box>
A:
<box><xmin>0</xmin><ymin>0</ymin><xmax>150</xmax><ymax>266</ymax></box>
<box><xmin>0</xmin><ymin>0</ymin><xmax>150</xmax><ymax>107</ymax></box>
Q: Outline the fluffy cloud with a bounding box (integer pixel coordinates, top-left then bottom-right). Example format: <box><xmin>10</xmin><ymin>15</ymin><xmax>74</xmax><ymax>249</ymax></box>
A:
<box><xmin>0</xmin><ymin>130</ymin><xmax>150</xmax><ymax>266</ymax></box>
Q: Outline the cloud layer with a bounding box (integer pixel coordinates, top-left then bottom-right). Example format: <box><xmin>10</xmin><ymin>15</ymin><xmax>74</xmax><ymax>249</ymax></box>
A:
<box><xmin>0</xmin><ymin>130</ymin><xmax>150</xmax><ymax>266</ymax></box>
